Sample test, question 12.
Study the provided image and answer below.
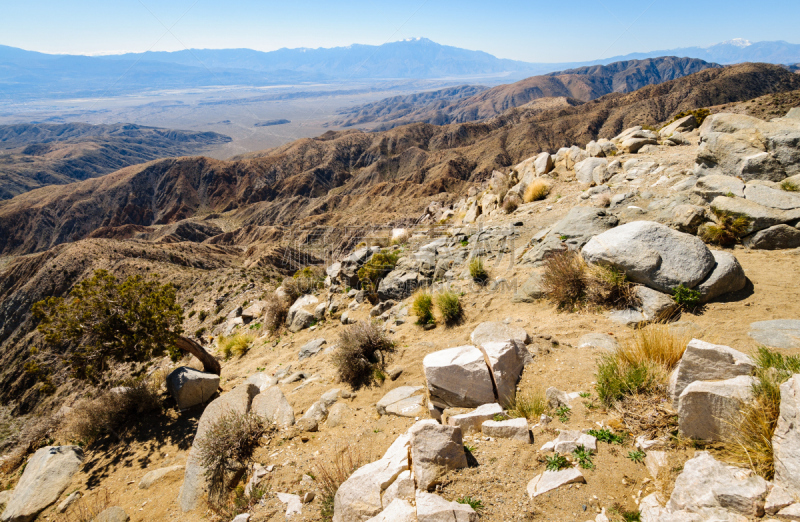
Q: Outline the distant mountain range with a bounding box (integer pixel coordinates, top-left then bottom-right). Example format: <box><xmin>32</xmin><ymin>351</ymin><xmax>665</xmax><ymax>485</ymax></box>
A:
<box><xmin>1</xmin><ymin>38</ymin><xmax>799</xmax><ymax>100</ymax></box>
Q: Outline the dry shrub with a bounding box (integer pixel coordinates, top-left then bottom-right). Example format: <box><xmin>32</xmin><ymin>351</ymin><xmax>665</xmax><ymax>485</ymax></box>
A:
<box><xmin>390</xmin><ymin>229</ymin><xmax>411</xmax><ymax>246</ymax></box>
<box><xmin>218</xmin><ymin>333</ymin><xmax>254</xmax><ymax>359</ymax></box>
<box><xmin>63</xmin><ymin>380</ymin><xmax>162</xmax><ymax>444</ymax></box>
<box><xmin>523</xmin><ymin>179</ymin><xmax>550</xmax><ymax>203</ymax></box>
<box><xmin>62</xmin><ymin>488</ymin><xmax>111</xmax><ymax>522</ymax></box>
<box><xmin>263</xmin><ymin>297</ymin><xmax>289</xmax><ymax>333</ymax></box>
<box><xmin>333</xmin><ymin>321</ymin><xmax>396</xmax><ymax>390</ymax></box>
<box><xmin>699</xmin><ymin>209</ymin><xmax>750</xmax><ymax>246</ymax></box>
<box><xmin>412</xmin><ymin>291</ymin><xmax>435</xmax><ymax>326</ymax></box>
<box><xmin>542</xmin><ymin>250</ymin><xmax>637</xmax><ymax>311</ymax></box>
<box><xmin>721</xmin><ymin>347</ymin><xmax>800</xmax><ymax>479</ymax></box>
<box><xmin>616</xmin><ymin>324</ymin><xmax>691</xmax><ymax>370</ymax></box>
<box><xmin>614</xmin><ymin>393</ymin><xmax>679</xmax><ymax>439</ymax></box>
<box><xmin>196</xmin><ymin>410</ymin><xmax>268</xmax><ymax>507</ymax></box>
<box><xmin>585</xmin><ymin>263</ymin><xmax>638</xmax><ymax>310</ymax></box>
<box><xmin>502</xmin><ymin>195</ymin><xmax>520</xmax><ymax>214</ymax></box>
<box><xmin>508</xmin><ymin>388</ymin><xmax>549</xmax><ymax>420</ymax></box>
<box><xmin>314</xmin><ymin>444</ymin><xmax>373</xmax><ymax>521</ymax></box>
<box><xmin>435</xmin><ymin>291</ymin><xmax>463</xmax><ymax>326</ymax></box>
<box><xmin>468</xmin><ymin>257</ymin><xmax>489</xmax><ymax>284</ymax></box>
<box><xmin>0</xmin><ymin>413</ymin><xmax>61</xmax><ymax>474</ymax></box>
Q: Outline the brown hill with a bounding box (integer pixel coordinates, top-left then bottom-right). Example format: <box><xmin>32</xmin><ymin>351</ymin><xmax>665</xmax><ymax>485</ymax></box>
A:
<box><xmin>334</xmin><ymin>57</ymin><xmax>719</xmax><ymax>129</ymax></box>
<box><xmin>0</xmin><ymin>123</ymin><xmax>231</xmax><ymax>200</ymax></box>
<box><xmin>1</xmin><ymin>63</ymin><xmax>799</xmax><ymax>262</ymax></box>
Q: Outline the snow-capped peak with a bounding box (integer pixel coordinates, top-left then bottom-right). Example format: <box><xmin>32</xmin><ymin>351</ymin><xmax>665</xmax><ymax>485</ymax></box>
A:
<box><xmin>721</xmin><ymin>38</ymin><xmax>752</xmax><ymax>48</ymax></box>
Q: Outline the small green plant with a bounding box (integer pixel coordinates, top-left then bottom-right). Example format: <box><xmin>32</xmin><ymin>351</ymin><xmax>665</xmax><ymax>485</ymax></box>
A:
<box><xmin>188</xmin><ymin>310</ymin><xmax>196</xmax><ymax>318</ymax></box>
<box><xmin>725</xmin><ymin>191</ymin><xmax>736</xmax><ymax>198</ymax></box>
<box><xmin>781</xmin><ymin>179</ymin><xmax>800</xmax><ymax>192</ymax></box>
<box><xmin>545</xmin><ymin>453</ymin><xmax>570</xmax><ymax>471</ymax></box>
<box><xmin>198</xmin><ymin>310</ymin><xmax>208</xmax><ymax>322</ymax></box>
<box><xmin>579</xmin><ymin>392</ymin><xmax>591</xmax><ymax>398</ymax></box>
<box><xmin>672</xmin><ymin>284</ymin><xmax>701</xmax><ymax>310</ymax></box>
<box><xmin>195</xmin><ymin>327</ymin><xmax>207</xmax><ymax>338</ymax></box>
<box><xmin>464</xmin><ymin>444</ymin><xmax>477</xmax><ymax>453</ymax></box>
<box><xmin>573</xmin><ymin>445</ymin><xmax>595</xmax><ymax>469</ymax></box>
<box><xmin>556</xmin><ymin>405</ymin><xmax>571</xmax><ymax>423</ymax></box>
<box><xmin>699</xmin><ymin>208</ymin><xmax>750</xmax><ymax>246</ymax></box>
<box><xmin>460</xmin><ymin>239</ymin><xmax>469</xmax><ymax>247</ymax></box>
<box><xmin>249</xmin><ymin>322</ymin><xmax>262</xmax><ymax>330</ymax></box>
<box><xmin>588</xmin><ymin>428</ymin><xmax>626</xmax><ymax>445</ymax></box>
<box><xmin>609</xmin><ymin>505</ymin><xmax>642</xmax><ymax>522</ymax></box>
<box><xmin>493</xmin><ymin>413</ymin><xmax>506</xmax><ymax>421</ymax></box>
<box><xmin>508</xmin><ymin>389</ymin><xmax>549</xmax><ymax>419</ymax></box>
<box><xmin>412</xmin><ymin>291</ymin><xmax>435</xmax><ymax>326</ymax></box>
<box><xmin>627</xmin><ymin>450</ymin><xmax>646</xmax><ymax>463</ymax></box>
<box><xmin>435</xmin><ymin>291</ymin><xmax>463</xmax><ymax>326</ymax></box>
<box><xmin>456</xmin><ymin>496</ymin><xmax>484</xmax><ymax>513</ymax></box>
<box><xmin>469</xmin><ymin>257</ymin><xmax>489</xmax><ymax>284</ymax></box>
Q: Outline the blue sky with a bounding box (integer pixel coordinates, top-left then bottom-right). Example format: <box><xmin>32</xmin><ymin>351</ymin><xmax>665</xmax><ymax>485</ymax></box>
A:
<box><xmin>3</xmin><ymin>0</ymin><xmax>799</xmax><ymax>62</ymax></box>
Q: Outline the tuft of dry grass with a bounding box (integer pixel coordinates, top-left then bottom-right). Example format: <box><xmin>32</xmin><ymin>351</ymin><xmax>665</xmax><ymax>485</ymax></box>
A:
<box><xmin>541</xmin><ymin>250</ymin><xmax>586</xmax><ymax>310</ymax></box>
<box><xmin>218</xmin><ymin>333</ymin><xmax>254</xmax><ymax>359</ymax></box>
<box><xmin>699</xmin><ymin>209</ymin><xmax>750</xmax><ymax>246</ymax></box>
<box><xmin>616</xmin><ymin>324</ymin><xmax>691</xmax><ymax>370</ymax></box>
<box><xmin>781</xmin><ymin>179</ymin><xmax>800</xmax><ymax>192</ymax></box>
<box><xmin>62</xmin><ymin>488</ymin><xmax>111</xmax><ymax>522</ymax></box>
<box><xmin>314</xmin><ymin>444</ymin><xmax>373</xmax><ymax>522</ymax></box>
<box><xmin>502</xmin><ymin>195</ymin><xmax>520</xmax><ymax>214</ymax></box>
<box><xmin>333</xmin><ymin>321</ymin><xmax>396</xmax><ymax>390</ymax></box>
<box><xmin>524</xmin><ymin>179</ymin><xmax>551</xmax><ymax>203</ymax></box>
<box><xmin>435</xmin><ymin>290</ymin><xmax>463</xmax><ymax>326</ymax></box>
<box><xmin>468</xmin><ymin>257</ymin><xmax>489</xmax><ymax>284</ymax></box>
<box><xmin>263</xmin><ymin>296</ymin><xmax>289</xmax><ymax>334</ymax></box>
<box><xmin>507</xmin><ymin>388</ymin><xmax>549</xmax><ymax>420</ymax></box>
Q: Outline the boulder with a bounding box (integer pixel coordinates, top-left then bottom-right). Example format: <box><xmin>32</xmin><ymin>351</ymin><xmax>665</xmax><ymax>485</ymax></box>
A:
<box><xmin>298</xmin><ymin>338</ymin><xmax>327</xmax><ymax>360</ymax></box>
<box><xmin>668</xmin><ymin>204</ymin><xmax>707</xmax><ymax>234</ymax></box>
<box><xmin>693</xmin><ymin>175</ymin><xmax>745</xmax><ymax>200</ymax></box>
<box><xmin>540</xmin><ymin>430</ymin><xmax>597</xmax><ymax>453</ymax></box>
<box><xmin>321</xmin><ymin>388</ymin><xmax>343</xmax><ymax>407</ymax></box>
<box><xmin>287</xmin><ymin>295</ymin><xmax>319</xmax><ymax>332</ymax></box>
<box><xmin>326</xmin><ymin>403</ymin><xmax>352</xmax><ymax>428</ymax></box>
<box><xmin>605</xmin><ymin>309</ymin><xmax>648</xmax><ymax>328</ymax></box>
<box><xmin>749</xmin><ymin>320</ymin><xmax>800</xmax><ymax>349</ymax></box>
<box><xmin>743</xmin><ymin>224</ymin><xmax>800</xmax><ymax>249</ymax></box>
<box><xmin>366</xmin><ymin>499</ymin><xmax>417</xmax><ymax>522</ymax></box>
<box><xmin>678</xmin><ymin>375</ymin><xmax>755</xmax><ymax>441</ymax></box>
<box><xmin>247</xmin><ymin>372</ymin><xmax>278</xmax><ymax>391</ymax></box>
<box><xmin>480</xmin><ymin>340</ymin><xmax>528</xmax><ymax>406</ymax></box>
<box><xmin>481</xmin><ymin>418</ymin><xmax>531</xmax><ymax>443</ymax></box>
<box><xmin>166</xmin><ymin>367</ymin><xmax>220</xmax><ymax>410</ymax></box>
<box><xmin>773</xmin><ymin>374</ymin><xmax>800</xmax><ymax>496</ymax></box>
<box><xmin>241</xmin><ymin>300</ymin><xmax>267</xmax><ymax>321</ymax></box>
<box><xmin>416</xmin><ymin>491</ymin><xmax>479</xmax><ymax>522</ymax></box>
<box><xmin>635</xmin><ymin>286</ymin><xmax>678</xmax><ymax>321</ymax></box>
<box><xmin>138</xmin><ymin>465</ymin><xmax>184</xmax><ymax>489</ymax></box>
<box><xmin>381</xmin><ymin>470</ymin><xmax>415</xmax><ymax>509</ymax></box>
<box><xmin>526</xmin><ymin>468</ymin><xmax>585</xmax><ymax>498</ymax></box>
<box><xmin>696</xmin><ymin>251</ymin><xmax>747</xmax><ymax>304</ymax></box>
<box><xmin>423</xmin><ymin>346</ymin><xmax>495</xmax><ymax>409</ymax></box>
<box><xmin>620</xmin><ymin>137</ymin><xmax>658</xmax><ymax>154</ymax></box>
<box><xmin>511</xmin><ymin>270</ymin><xmax>546</xmax><ymax>303</ymax></box>
<box><xmin>710</xmin><ymin>196</ymin><xmax>800</xmax><ymax>234</ymax></box>
<box><xmin>0</xmin><ymin>446</ymin><xmax>83</xmax><ymax>522</ymax></box>
<box><xmin>744</xmin><ymin>184</ymin><xmax>800</xmax><ymax>210</ymax></box>
<box><xmin>546</xmin><ymin>387</ymin><xmax>571</xmax><ymax>409</ymax></box>
<box><xmin>297</xmin><ymin>401</ymin><xmax>328</xmax><ymax>432</ymax></box>
<box><xmin>376</xmin><ymin>386</ymin><xmax>424</xmax><ymax>416</ymax></box>
<box><xmin>581</xmin><ymin>221</ymin><xmax>715</xmax><ymax>293</ymax></box>
<box><xmin>377</xmin><ymin>255</ymin><xmax>434</xmax><ymax>302</ymax></box>
<box><xmin>534</xmin><ymin>152</ymin><xmax>554</xmax><ymax>175</ymax></box>
<box><xmin>575</xmin><ymin>158</ymin><xmax>608</xmax><ymax>184</ymax></box>
<box><xmin>470</xmin><ymin>322</ymin><xmax>530</xmax><ymax>347</ymax></box>
<box><xmin>251</xmin><ymin>386</ymin><xmax>295</xmax><ymax>428</ymax></box>
<box><xmin>409</xmin><ymin>420</ymin><xmax>467</xmax><ymax>491</ymax></box>
<box><xmin>668</xmin><ymin>339</ymin><xmax>755</xmax><ymax>406</ymax></box>
<box><xmin>180</xmin><ymin>383</ymin><xmax>260</xmax><ymax>512</ymax></box>
<box><xmin>522</xmin><ymin>207</ymin><xmax>618</xmax><ymax>266</ymax></box>
<box><xmin>660</xmin><ymin>114</ymin><xmax>697</xmax><ymax>138</ymax></box>
<box><xmin>93</xmin><ymin>507</ymin><xmax>129</xmax><ymax>522</ymax></box>
<box><xmin>447</xmin><ymin>403</ymin><xmax>503</xmax><ymax>434</ymax></box>
<box><xmin>666</xmin><ymin>451</ymin><xmax>769</xmax><ymax>517</ymax></box>
<box><xmin>333</xmin><ymin>433</ymin><xmax>411</xmax><ymax>522</ymax></box>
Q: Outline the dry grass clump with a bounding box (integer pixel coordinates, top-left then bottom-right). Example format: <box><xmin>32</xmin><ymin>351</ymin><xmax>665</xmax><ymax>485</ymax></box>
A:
<box><xmin>435</xmin><ymin>290</ymin><xmax>463</xmax><ymax>326</ymax></box>
<box><xmin>721</xmin><ymin>347</ymin><xmax>800</xmax><ymax>479</ymax></box>
<box><xmin>507</xmin><ymin>388</ymin><xmax>549</xmax><ymax>419</ymax></box>
<box><xmin>699</xmin><ymin>209</ymin><xmax>750</xmax><ymax>246</ymax></box>
<box><xmin>390</xmin><ymin>229</ymin><xmax>411</xmax><ymax>246</ymax></box>
<box><xmin>218</xmin><ymin>333</ymin><xmax>255</xmax><ymax>359</ymax></box>
<box><xmin>502</xmin><ymin>195</ymin><xmax>521</xmax><ymax>214</ymax></box>
<box><xmin>469</xmin><ymin>257</ymin><xmax>489</xmax><ymax>284</ymax></box>
<box><xmin>780</xmin><ymin>179</ymin><xmax>800</xmax><ymax>192</ymax></box>
<box><xmin>263</xmin><ymin>297</ymin><xmax>289</xmax><ymax>333</ymax></box>
<box><xmin>196</xmin><ymin>410</ymin><xmax>268</xmax><ymax>507</ymax></box>
<box><xmin>412</xmin><ymin>291</ymin><xmax>435</xmax><ymax>326</ymax></box>
<box><xmin>314</xmin><ymin>444</ymin><xmax>374</xmax><ymax>521</ymax></box>
<box><xmin>596</xmin><ymin>325</ymin><xmax>691</xmax><ymax>407</ymax></box>
<box><xmin>333</xmin><ymin>321</ymin><xmax>396</xmax><ymax>390</ymax></box>
<box><xmin>524</xmin><ymin>179</ymin><xmax>551</xmax><ymax>203</ymax></box>
<box><xmin>541</xmin><ymin>250</ymin><xmax>637</xmax><ymax>311</ymax></box>
<box><xmin>62</xmin><ymin>488</ymin><xmax>112</xmax><ymax>522</ymax></box>
<box><xmin>63</xmin><ymin>379</ymin><xmax>162</xmax><ymax>444</ymax></box>
<box><xmin>0</xmin><ymin>412</ymin><xmax>61</xmax><ymax>474</ymax></box>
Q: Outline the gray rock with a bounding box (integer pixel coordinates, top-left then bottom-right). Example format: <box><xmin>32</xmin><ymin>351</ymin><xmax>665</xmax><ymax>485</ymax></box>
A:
<box><xmin>93</xmin><ymin>506</ymin><xmax>129</xmax><ymax>522</ymax></box>
<box><xmin>320</xmin><ymin>388</ymin><xmax>343</xmax><ymax>407</ymax></box>
<box><xmin>166</xmin><ymin>367</ymin><xmax>220</xmax><ymax>409</ymax></box>
<box><xmin>180</xmin><ymin>383</ymin><xmax>259</xmax><ymax>512</ymax></box>
<box><xmin>526</xmin><ymin>468</ymin><xmax>585</xmax><ymax>497</ymax></box>
<box><xmin>326</xmin><ymin>402</ymin><xmax>352</xmax><ymax>428</ymax></box>
<box><xmin>0</xmin><ymin>446</ymin><xmax>83</xmax><ymax>522</ymax></box>
<box><xmin>55</xmin><ymin>491</ymin><xmax>80</xmax><ymax>514</ymax></box>
<box><xmin>540</xmin><ymin>430</ymin><xmax>597</xmax><ymax>453</ymax></box>
<box><xmin>340</xmin><ymin>310</ymin><xmax>355</xmax><ymax>325</ymax></box>
<box><xmin>423</xmin><ymin>346</ymin><xmax>495</xmax><ymax>409</ymax></box>
<box><xmin>298</xmin><ymin>338</ymin><xmax>327</xmax><ymax>360</ymax></box>
<box><xmin>710</xmin><ymin>196</ymin><xmax>800</xmax><ymax>234</ymax></box>
<box><xmin>546</xmin><ymin>387</ymin><xmax>571</xmax><ymax>409</ymax></box>
<box><xmin>669</xmin><ymin>339</ymin><xmax>755</xmax><ymax>407</ymax></box>
<box><xmin>247</xmin><ymin>372</ymin><xmax>278</xmax><ymax>391</ymax></box>
<box><xmin>409</xmin><ymin>420</ymin><xmax>467</xmax><ymax>491</ymax></box>
<box><xmin>635</xmin><ymin>286</ymin><xmax>678</xmax><ymax>321</ymax></box>
<box><xmin>693</xmin><ymin>174</ymin><xmax>745</xmax><ymax>200</ymax></box>
<box><xmin>582</xmin><ymin>221</ymin><xmax>715</xmax><ymax>293</ymax></box>
<box><xmin>777</xmin><ymin>504</ymin><xmax>800</xmax><ymax>520</ymax></box>
<box><xmin>575</xmin><ymin>158</ymin><xmax>608</xmax><ymax>184</ymax></box>
<box><xmin>773</xmin><ymin>374</ymin><xmax>800</xmax><ymax>497</ymax></box>
<box><xmin>481</xmin><ymin>417</ymin><xmax>530</xmax><ymax>442</ymax></box>
<box><xmin>241</xmin><ymin>300</ymin><xmax>267</xmax><ymax>321</ymax></box>
<box><xmin>298</xmin><ymin>401</ymin><xmax>328</xmax><ymax>432</ymax></box>
<box><xmin>522</xmin><ymin>207</ymin><xmax>618</xmax><ymax>266</ymax></box>
<box><xmin>384</xmin><ymin>396</ymin><xmax>426</xmax><ymax>418</ymax></box>
<box><xmin>289</xmin><ymin>309</ymin><xmax>315</xmax><ymax>333</ymax></box>
<box><xmin>678</xmin><ymin>375</ymin><xmax>755</xmax><ymax>441</ymax></box>
<box><xmin>415</xmin><ymin>491</ymin><xmax>478</xmax><ymax>522</ymax></box>
<box><xmin>577</xmin><ymin>333</ymin><xmax>619</xmax><ymax>351</ymax></box>
<box><xmin>377</xmin><ymin>255</ymin><xmax>433</xmax><ymax>302</ymax></box>
<box><xmin>251</xmin><ymin>386</ymin><xmax>295</xmax><ymax>428</ymax></box>
<box><xmin>366</xmin><ymin>499</ymin><xmax>417</xmax><ymax>522</ymax></box>
<box><xmin>606</xmin><ymin>309</ymin><xmax>648</xmax><ymax>328</ymax></box>
<box><xmin>376</xmin><ymin>386</ymin><xmax>424</xmax><ymax>416</ymax></box>
<box><xmin>470</xmin><ymin>322</ymin><xmax>530</xmax><ymax>346</ymax></box>
<box><xmin>480</xmin><ymin>340</ymin><xmax>529</xmax><ymax>406</ymax></box>
<box><xmin>749</xmin><ymin>320</ymin><xmax>800</xmax><ymax>349</ymax></box>
<box><xmin>696</xmin><ymin>251</ymin><xmax>747</xmax><ymax>304</ymax></box>
<box><xmin>446</xmin><ymin>403</ymin><xmax>503</xmax><ymax>434</ymax></box>
<box><xmin>660</xmin><ymin>114</ymin><xmax>697</xmax><ymax>138</ymax></box>
<box><xmin>511</xmin><ymin>270</ymin><xmax>546</xmax><ymax>303</ymax></box>
<box><xmin>744</xmin><ymin>224</ymin><xmax>800</xmax><ymax>249</ymax></box>
<box><xmin>744</xmin><ymin>184</ymin><xmax>800</xmax><ymax>210</ymax></box>
<box><xmin>534</xmin><ymin>152</ymin><xmax>554</xmax><ymax>175</ymax></box>
<box><xmin>138</xmin><ymin>465</ymin><xmax>184</xmax><ymax>489</ymax></box>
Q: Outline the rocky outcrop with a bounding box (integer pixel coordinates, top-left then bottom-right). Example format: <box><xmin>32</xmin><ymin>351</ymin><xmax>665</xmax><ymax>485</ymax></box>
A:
<box><xmin>522</xmin><ymin>207</ymin><xmax>618</xmax><ymax>266</ymax></box>
<box><xmin>695</xmin><ymin>251</ymin><xmax>747</xmax><ymax>304</ymax></box>
<box><xmin>287</xmin><ymin>295</ymin><xmax>319</xmax><ymax>332</ymax></box>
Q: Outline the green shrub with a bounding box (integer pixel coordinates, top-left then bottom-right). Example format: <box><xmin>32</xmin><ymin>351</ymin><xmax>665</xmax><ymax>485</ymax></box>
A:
<box><xmin>195</xmin><ymin>327</ymin><xmax>207</xmax><ymax>338</ymax></box>
<box><xmin>469</xmin><ymin>257</ymin><xmax>489</xmax><ymax>284</ymax></box>
<box><xmin>672</xmin><ymin>284</ymin><xmax>701</xmax><ymax>309</ymax></box>
<box><xmin>588</xmin><ymin>428</ymin><xmax>625</xmax><ymax>445</ymax></box>
<box><xmin>573</xmin><ymin>445</ymin><xmax>595</xmax><ymax>469</ymax></box>
<box><xmin>596</xmin><ymin>355</ymin><xmax>661</xmax><ymax>406</ymax></box>
<box><xmin>699</xmin><ymin>209</ymin><xmax>750</xmax><ymax>246</ymax></box>
<box><xmin>357</xmin><ymin>250</ymin><xmax>399</xmax><ymax>294</ymax></box>
<box><xmin>435</xmin><ymin>291</ymin><xmax>463</xmax><ymax>326</ymax></box>
<box><xmin>781</xmin><ymin>179</ymin><xmax>799</xmax><ymax>192</ymax></box>
<box><xmin>412</xmin><ymin>291</ymin><xmax>435</xmax><ymax>326</ymax></box>
<box><xmin>663</xmin><ymin>108</ymin><xmax>711</xmax><ymax>128</ymax></box>
<box><xmin>333</xmin><ymin>321</ymin><xmax>396</xmax><ymax>390</ymax></box>
<box><xmin>188</xmin><ymin>310</ymin><xmax>196</xmax><ymax>318</ymax></box>
<box><xmin>218</xmin><ymin>333</ymin><xmax>254</xmax><ymax>359</ymax></box>
<box><xmin>198</xmin><ymin>310</ymin><xmax>208</xmax><ymax>322</ymax></box>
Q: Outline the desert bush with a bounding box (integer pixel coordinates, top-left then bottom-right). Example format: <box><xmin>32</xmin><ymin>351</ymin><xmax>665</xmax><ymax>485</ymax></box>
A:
<box><xmin>196</xmin><ymin>410</ymin><xmax>268</xmax><ymax>507</ymax></box>
<box><xmin>585</xmin><ymin>263</ymin><xmax>638</xmax><ymax>309</ymax></box>
<box><xmin>502</xmin><ymin>195</ymin><xmax>520</xmax><ymax>214</ymax></box>
<box><xmin>357</xmin><ymin>250</ymin><xmax>399</xmax><ymax>294</ymax></box>
<box><xmin>541</xmin><ymin>250</ymin><xmax>587</xmax><ymax>310</ymax></box>
<box><xmin>63</xmin><ymin>379</ymin><xmax>162</xmax><ymax>444</ymax></box>
<box><xmin>435</xmin><ymin>291</ymin><xmax>463</xmax><ymax>326</ymax></box>
<box><xmin>198</xmin><ymin>310</ymin><xmax>208</xmax><ymax>322</ymax></box>
<box><xmin>263</xmin><ymin>297</ymin><xmax>289</xmax><ymax>333</ymax></box>
<box><xmin>469</xmin><ymin>257</ymin><xmax>489</xmax><ymax>284</ymax></box>
<box><xmin>722</xmin><ymin>347</ymin><xmax>800</xmax><ymax>478</ymax></box>
<box><xmin>508</xmin><ymin>388</ymin><xmax>549</xmax><ymax>419</ymax></box>
<box><xmin>781</xmin><ymin>179</ymin><xmax>799</xmax><ymax>192</ymax></box>
<box><xmin>333</xmin><ymin>321</ymin><xmax>396</xmax><ymax>390</ymax></box>
<box><xmin>218</xmin><ymin>333</ymin><xmax>254</xmax><ymax>359</ymax></box>
<box><xmin>699</xmin><ymin>209</ymin><xmax>750</xmax><ymax>247</ymax></box>
<box><xmin>672</xmin><ymin>284</ymin><xmax>702</xmax><ymax>310</ymax></box>
<box><xmin>412</xmin><ymin>291</ymin><xmax>435</xmax><ymax>326</ymax></box>
<box><xmin>523</xmin><ymin>179</ymin><xmax>551</xmax><ymax>203</ymax></box>
<box><xmin>596</xmin><ymin>356</ymin><xmax>662</xmax><ymax>407</ymax></box>
<box><xmin>663</xmin><ymin>108</ymin><xmax>711</xmax><ymax>128</ymax></box>
<box><xmin>314</xmin><ymin>444</ymin><xmax>373</xmax><ymax>521</ymax></box>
